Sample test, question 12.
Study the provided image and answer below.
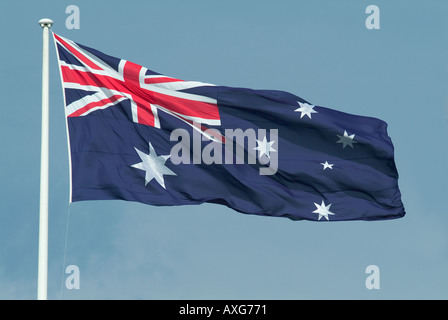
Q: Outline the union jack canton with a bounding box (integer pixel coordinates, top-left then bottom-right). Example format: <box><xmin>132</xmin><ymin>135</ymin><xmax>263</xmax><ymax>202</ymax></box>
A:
<box><xmin>54</xmin><ymin>33</ymin><xmax>221</xmax><ymax>139</ymax></box>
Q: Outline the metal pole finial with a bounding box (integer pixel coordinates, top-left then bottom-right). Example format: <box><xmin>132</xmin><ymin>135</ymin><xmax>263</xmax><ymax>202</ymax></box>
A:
<box><xmin>39</xmin><ymin>18</ymin><xmax>54</xmax><ymax>28</ymax></box>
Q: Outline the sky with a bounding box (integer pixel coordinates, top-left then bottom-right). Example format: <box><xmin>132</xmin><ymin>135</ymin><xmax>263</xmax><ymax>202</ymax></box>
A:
<box><xmin>0</xmin><ymin>0</ymin><xmax>447</xmax><ymax>300</ymax></box>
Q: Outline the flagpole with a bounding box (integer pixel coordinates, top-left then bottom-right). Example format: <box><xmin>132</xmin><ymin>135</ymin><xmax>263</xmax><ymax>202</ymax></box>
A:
<box><xmin>37</xmin><ymin>18</ymin><xmax>53</xmax><ymax>301</ymax></box>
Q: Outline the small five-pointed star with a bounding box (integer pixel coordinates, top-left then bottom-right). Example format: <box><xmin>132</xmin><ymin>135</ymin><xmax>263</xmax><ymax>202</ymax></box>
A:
<box><xmin>254</xmin><ymin>136</ymin><xmax>276</xmax><ymax>158</ymax></box>
<box><xmin>131</xmin><ymin>142</ymin><xmax>176</xmax><ymax>189</ymax></box>
<box><xmin>336</xmin><ymin>130</ymin><xmax>358</xmax><ymax>149</ymax></box>
<box><xmin>295</xmin><ymin>101</ymin><xmax>318</xmax><ymax>119</ymax></box>
<box><xmin>313</xmin><ymin>200</ymin><xmax>336</xmax><ymax>221</ymax></box>
<box><xmin>320</xmin><ymin>161</ymin><xmax>334</xmax><ymax>170</ymax></box>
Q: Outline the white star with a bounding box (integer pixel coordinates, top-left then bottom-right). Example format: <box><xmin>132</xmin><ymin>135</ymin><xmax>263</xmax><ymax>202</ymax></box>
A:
<box><xmin>313</xmin><ymin>200</ymin><xmax>336</xmax><ymax>221</ymax></box>
<box><xmin>131</xmin><ymin>142</ymin><xmax>176</xmax><ymax>189</ymax></box>
<box><xmin>294</xmin><ymin>101</ymin><xmax>318</xmax><ymax>119</ymax></box>
<box><xmin>336</xmin><ymin>130</ymin><xmax>358</xmax><ymax>149</ymax></box>
<box><xmin>320</xmin><ymin>161</ymin><xmax>334</xmax><ymax>170</ymax></box>
<box><xmin>254</xmin><ymin>136</ymin><xmax>276</xmax><ymax>158</ymax></box>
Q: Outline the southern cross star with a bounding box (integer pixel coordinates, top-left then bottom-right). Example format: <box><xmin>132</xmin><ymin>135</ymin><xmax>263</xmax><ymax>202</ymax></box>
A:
<box><xmin>313</xmin><ymin>200</ymin><xmax>336</xmax><ymax>221</ymax></box>
<box><xmin>294</xmin><ymin>101</ymin><xmax>318</xmax><ymax>119</ymax></box>
<box><xmin>320</xmin><ymin>161</ymin><xmax>334</xmax><ymax>170</ymax></box>
<box><xmin>131</xmin><ymin>142</ymin><xmax>176</xmax><ymax>189</ymax></box>
<box><xmin>254</xmin><ymin>136</ymin><xmax>276</xmax><ymax>158</ymax></box>
<box><xmin>336</xmin><ymin>130</ymin><xmax>358</xmax><ymax>149</ymax></box>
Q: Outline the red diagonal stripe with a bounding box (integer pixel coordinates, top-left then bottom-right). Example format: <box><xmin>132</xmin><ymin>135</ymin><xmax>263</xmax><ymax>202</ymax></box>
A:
<box><xmin>55</xmin><ymin>34</ymin><xmax>103</xmax><ymax>71</ymax></box>
<box><xmin>68</xmin><ymin>94</ymin><xmax>125</xmax><ymax>117</ymax></box>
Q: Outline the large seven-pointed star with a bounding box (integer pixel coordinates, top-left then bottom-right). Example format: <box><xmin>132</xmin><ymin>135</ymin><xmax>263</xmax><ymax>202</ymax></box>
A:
<box><xmin>131</xmin><ymin>142</ymin><xmax>176</xmax><ymax>189</ymax></box>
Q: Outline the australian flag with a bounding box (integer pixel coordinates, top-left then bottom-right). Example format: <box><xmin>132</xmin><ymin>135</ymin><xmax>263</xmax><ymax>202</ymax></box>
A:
<box><xmin>53</xmin><ymin>33</ymin><xmax>405</xmax><ymax>221</ymax></box>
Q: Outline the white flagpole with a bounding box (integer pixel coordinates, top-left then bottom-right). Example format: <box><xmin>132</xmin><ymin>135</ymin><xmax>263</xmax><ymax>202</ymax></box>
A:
<box><xmin>37</xmin><ymin>18</ymin><xmax>53</xmax><ymax>301</ymax></box>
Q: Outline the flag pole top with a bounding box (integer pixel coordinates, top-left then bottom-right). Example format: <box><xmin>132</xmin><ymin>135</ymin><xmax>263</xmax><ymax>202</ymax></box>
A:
<box><xmin>39</xmin><ymin>18</ymin><xmax>53</xmax><ymax>28</ymax></box>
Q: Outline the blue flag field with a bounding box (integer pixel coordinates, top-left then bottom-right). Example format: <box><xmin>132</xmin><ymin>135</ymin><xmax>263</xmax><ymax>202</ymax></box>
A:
<box><xmin>53</xmin><ymin>33</ymin><xmax>405</xmax><ymax>221</ymax></box>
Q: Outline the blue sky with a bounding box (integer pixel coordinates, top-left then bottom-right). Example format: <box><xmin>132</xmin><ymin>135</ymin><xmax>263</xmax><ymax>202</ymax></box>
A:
<box><xmin>0</xmin><ymin>0</ymin><xmax>447</xmax><ymax>300</ymax></box>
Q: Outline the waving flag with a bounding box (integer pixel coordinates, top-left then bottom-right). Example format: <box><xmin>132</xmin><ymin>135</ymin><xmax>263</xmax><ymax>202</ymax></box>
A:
<box><xmin>53</xmin><ymin>33</ymin><xmax>405</xmax><ymax>221</ymax></box>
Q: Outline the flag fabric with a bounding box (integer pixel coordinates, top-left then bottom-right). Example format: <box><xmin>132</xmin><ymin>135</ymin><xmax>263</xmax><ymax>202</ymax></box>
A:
<box><xmin>53</xmin><ymin>32</ymin><xmax>405</xmax><ymax>221</ymax></box>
